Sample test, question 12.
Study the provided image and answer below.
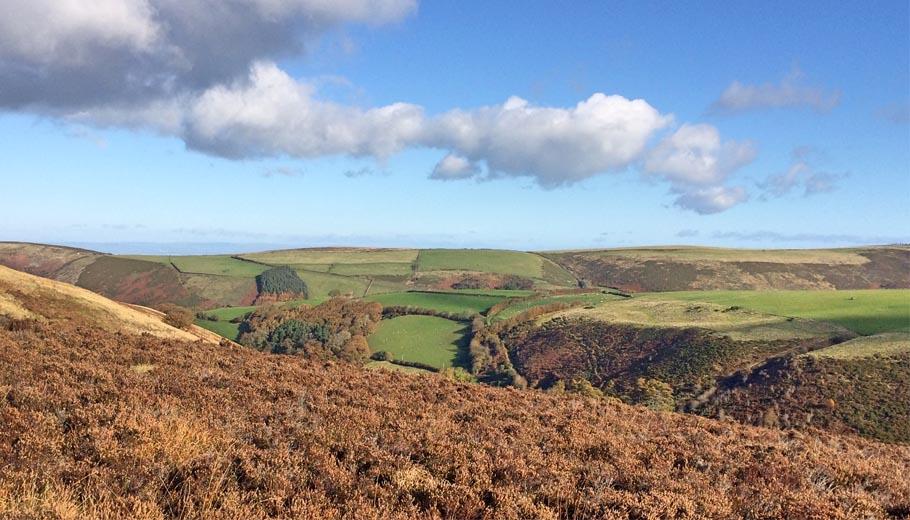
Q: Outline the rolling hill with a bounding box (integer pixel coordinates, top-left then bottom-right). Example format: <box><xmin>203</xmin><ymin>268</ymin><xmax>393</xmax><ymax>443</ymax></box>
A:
<box><xmin>544</xmin><ymin>246</ymin><xmax>910</xmax><ymax>291</ymax></box>
<box><xmin>1</xmin><ymin>282</ymin><xmax>908</xmax><ymax>518</ymax></box>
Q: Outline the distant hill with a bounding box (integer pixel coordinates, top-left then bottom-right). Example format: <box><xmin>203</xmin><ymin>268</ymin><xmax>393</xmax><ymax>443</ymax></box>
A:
<box><xmin>543</xmin><ymin>246</ymin><xmax>910</xmax><ymax>291</ymax></box>
<box><xmin>0</xmin><ymin>287</ymin><xmax>908</xmax><ymax>517</ymax></box>
<box><xmin>2</xmin><ymin>243</ymin><xmax>909</xmax><ymax>314</ymax></box>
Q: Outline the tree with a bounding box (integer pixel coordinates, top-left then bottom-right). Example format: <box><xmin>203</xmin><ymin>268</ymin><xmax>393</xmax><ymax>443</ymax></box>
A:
<box><xmin>633</xmin><ymin>378</ymin><xmax>675</xmax><ymax>412</ymax></box>
<box><xmin>339</xmin><ymin>335</ymin><xmax>371</xmax><ymax>363</ymax></box>
<box><xmin>159</xmin><ymin>304</ymin><xmax>194</xmax><ymax>330</ymax></box>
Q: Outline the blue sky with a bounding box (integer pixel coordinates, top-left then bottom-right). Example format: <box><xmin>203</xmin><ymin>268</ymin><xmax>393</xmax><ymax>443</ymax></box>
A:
<box><xmin>0</xmin><ymin>0</ymin><xmax>907</xmax><ymax>252</ymax></box>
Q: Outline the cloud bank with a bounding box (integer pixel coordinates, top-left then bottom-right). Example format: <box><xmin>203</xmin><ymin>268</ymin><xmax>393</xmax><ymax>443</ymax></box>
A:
<box><xmin>0</xmin><ymin>0</ymin><xmax>758</xmax><ymax>213</ymax></box>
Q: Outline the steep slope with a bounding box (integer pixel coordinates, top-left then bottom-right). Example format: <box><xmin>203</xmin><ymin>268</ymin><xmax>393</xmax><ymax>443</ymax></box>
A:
<box><xmin>544</xmin><ymin>246</ymin><xmax>910</xmax><ymax>291</ymax></box>
<box><xmin>702</xmin><ymin>333</ymin><xmax>910</xmax><ymax>443</ymax></box>
<box><xmin>1</xmin><ymin>318</ymin><xmax>908</xmax><ymax>519</ymax></box>
<box><xmin>0</xmin><ymin>265</ymin><xmax>215</xmax><ymax>343</ymax></box>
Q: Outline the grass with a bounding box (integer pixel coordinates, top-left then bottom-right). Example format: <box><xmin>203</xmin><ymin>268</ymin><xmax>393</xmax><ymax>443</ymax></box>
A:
<box><xmin>492</xmin><ymin>292</ymin><xmax>626</xmax><ymax>321</ymax></box>
<box><xmin>417</xmin><ymin>249</ymin><xmax>546</xmax><ymax>278</ymax></box>
<box><xmin>294</xmin><ymin>269</ymin><xmax>369</xmax><ymax>300</ymax></box>
<box><xmin>639</xmin><ymin>289</ymin><xmax>910</xmax><ymax>335</ymax></box>
<box><xmin>367</xmin><ymin>315</ymin><xmax>469</xmax><ymax>369</ymax></box>
<box><xmin>807</xmin><ymin>332</ymin><xmax>910</xmax><ymax>359</ymax></box>
<box><xmin>365</xmin><ymin>291</ymin><xmax>506</xmax><ymax>314</ymax></box>
<box><xmin>554</xmin><ymin>299</ymin><xmax>851</xmax><ymax>341</ymax></box>
<box><xmin>240</xmin><ymin>248</ymin><xmax>418</xmax><ymax>265</ymax></box>
<box><xmin>327</xmin><ymin>262</ymin><xmax>413</xmax><ymax>277</ymax></box>
<box><xmin>194</xmin><ymin>319</ymin><xmax>240</xmax><ymax>341</ymax></box>
<box><xmin>124</xmin><ymin>255</ymin><xmax>269</xmax><ymax>277</ymax></box>
<box><xmin>364</xmin><ymin>360</ymin><xmax>434</xmax><ymax>374</ymax></box>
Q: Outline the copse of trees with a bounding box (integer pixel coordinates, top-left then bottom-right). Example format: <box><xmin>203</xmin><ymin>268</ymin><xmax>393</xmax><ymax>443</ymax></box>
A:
<box><xmin>238</xmin><ymin>298</ymin><xmax>381</xmax><ymax>363</ymax></box>
<box><xmin>255</xmin><ymin>266</ymin><xmax>309</xmax><ymax>298</ymax></box>
<box><xmin>158</xmin><ymin>303</ymin><xmax>194</xmax><ymax>330</ymax></box>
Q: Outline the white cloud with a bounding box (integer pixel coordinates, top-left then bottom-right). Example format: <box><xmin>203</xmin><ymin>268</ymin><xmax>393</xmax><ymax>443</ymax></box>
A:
<box><xmin>711</xmin><ymin>69</ymin><xmax>840</xmax><ymax>113</ymax></box>
<box><xmin>430</xmin><ymin>154</ymin><xmax>481</xmax><ymax>180</ymax></box>
<box><xmin>674</xmin><ymin>186</ymin><xmax>748</xmax><ymax>214</ymax></box>
<box><xmin>644</xmin><ymin>124</ymin><xmax>755</xmax><ymax>187</ymax></box>
<box><xmin>643</xmin><ymin>124</ymin><xmax>755</xmax><ymax>213</ymax></box>
<box><xmin>427</xmin><ymin>94</ymin><xmax>672</xmax><ymax>187</ymax></box>
<box><xmin>184</xmin><ymin>62</ymin><xmax>425</xmax><ymax>159</ymax></box>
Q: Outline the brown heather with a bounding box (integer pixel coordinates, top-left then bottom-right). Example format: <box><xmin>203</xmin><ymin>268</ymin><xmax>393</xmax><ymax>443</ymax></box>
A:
<box><xmin>1</xmin><ymin>321</ymin><xmax>909</xmax><ymax>519</ymax></box>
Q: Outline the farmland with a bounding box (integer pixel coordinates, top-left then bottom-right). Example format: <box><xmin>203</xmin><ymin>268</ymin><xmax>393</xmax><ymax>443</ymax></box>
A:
<box><xmin>490</xmin><ymin>292</ymin><xmax>626</xmax><ymax>321</ymax></box>
<box><xmin>639</xmin><ymin>289</ymin><xmax>910</xmax><ymax>335</ymax></box>
<box><xmin>416</xmin><ymin>248</ymin><xmax>577</xmax><ymax>286</ymax></box>
<box><xmin>366</xmin><ymin>315</ymin><xmax>469</xmax><ymax>369</ymax></box>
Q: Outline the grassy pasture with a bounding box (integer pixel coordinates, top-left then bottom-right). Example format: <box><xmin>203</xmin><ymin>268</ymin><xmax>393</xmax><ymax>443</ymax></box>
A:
<box><xmin>555</xmin><ymin>247</ymin><xmax>871</xmax><ymax>265</ymax></box>
<box><xmin>554</xmin><ymin>299</ymin><xmax>852</xmax><ymax>341</ymax></box>
<box><xmin>417</xmin><ymin>249</ymin><xmax>545</xmax><ymax>278</ymax></box>
<box><xmin>194</xmin><ymin>319</ymin><xmax>240</xmax><ymax>341</ymax></box>
<box><xmin>807</xmin><ymin>332</ymin><xmax>910</xmax><ymax>359</ymax></box>
<box><xmin>294</xmin><ymin>269</ymin><xmax>369</xmax><ymax>300</ymax></box>
<box><xmin>367</xmin><ymin>315</ymin><xmax>469</xmax><ymax>369</ymax></box>
<box><xmin>640</xmin><ymin>290</ymin><xmax>910</xmax><ymax>335</ymax></box>
<box><xmin>124</xmin><ymin>255</ymin><xmax>269</xmax><ymax>277</ymax></box>
<box><xmin>366</xmin><ymin>291</ymin><xmax>506</xmax><ymax>315</ymax></box>
<box><xmin>492</xmin><ymin>292</ymin><xmax>626</xmax><ymax>321</ymax></box>
<box><xmin>240</xmin><ymin>248</ymin><xmax>418</xmax><ymax>265</ymax></box>
<box><xmin>364</xmin><ymin>360</ymin><xmax>434</xmax><ymax>374</ymax></box>
<box><xmin>328</xmin><ymin>262</ymin><xmax>413</xmax><ymax>277</ymax></box>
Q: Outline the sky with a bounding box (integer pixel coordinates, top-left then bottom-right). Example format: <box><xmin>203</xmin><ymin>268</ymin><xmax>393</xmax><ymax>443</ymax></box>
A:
<box><xmin>0</xmin><ymin>0</ymin><xmax>908</xmax><ymax>253</ymax></box>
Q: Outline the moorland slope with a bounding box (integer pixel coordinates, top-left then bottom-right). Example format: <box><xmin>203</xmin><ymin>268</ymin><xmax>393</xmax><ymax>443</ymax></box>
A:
<box><xmin>1</xmin><ymin>316</ymin><xmax>909</xmax><ymax>518</ymax></box>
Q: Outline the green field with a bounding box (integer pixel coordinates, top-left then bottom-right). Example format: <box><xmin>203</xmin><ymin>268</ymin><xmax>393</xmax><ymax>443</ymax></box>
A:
<box><xmin>417</xmin><ymin>249</ymin><xmax>545</xmax><ymax>277</ymax></box>
<box><xmin>124</xmin><ymin>255</ymin><xmax>269</xmax><ymax>277</ymax></box>
<box><xmin>555</xmin><ymin>299</ymin><xmax>852</xmax><ymax>341</ymax></box>
<box><xmin>364</xmin><ymin>360</ymin><xmax>434</xmax><ymax>374</ymax></box>
<box><xmin>640</xmin><ymin>290</ymin><xmax>910</xmax><ymax>335</ymax></box>
<box><xmin>366</xmin><ymin>291</ymin><xmax>506</xmax><ymax>315</ymax></box>
<box><xmin>492</xmin><ymin>292</ymin><xmax>626</xmax><ymax>321</ymax></box>
<box><xmin>367</xmin><ymin>315</ymin><xmax>469</xmax><ymax>369</ymax></box>
<box><xmin>328</xmin><ymin>262</ymin><xmax>414</xmax><ymax>277</ymax></box>
<box><xmin>550</xmin><ymin>246</ymin><xmax>871</xmax><ymax>265</ymax></box>
<box><xmin>194</xmin><ymin>319</ymin><xmax>240</xmax><ymax>341</ymax></box>
<box><xmin>240</xmin><ymin>248</ymin><xmax>418</xmax><ymax>265</ymax></box>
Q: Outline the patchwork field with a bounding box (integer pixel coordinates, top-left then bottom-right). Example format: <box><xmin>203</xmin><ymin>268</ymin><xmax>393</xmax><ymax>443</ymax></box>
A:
<box><xmin>239</xmin><ymin>248</ymin><xmax>419</xmax><ymax>265</ymax></box>
<box><xmin>366</xmin><ymin>315</ymin><xmax>469</xmax><ymax>369</ymax></box>
<box><xmin>640</xmin><ymin>289</ymin><xmax>910</xmax><ymax>335</ymax></box>
<box><xmin>366</xmin><ymin>291</ymin><xmax>506</xmax><ymax>315</ymax></box>
<box><xmin>125</xmin><ymin>255</ymin><xmax>270</xmax><ymax>277</ymax></box>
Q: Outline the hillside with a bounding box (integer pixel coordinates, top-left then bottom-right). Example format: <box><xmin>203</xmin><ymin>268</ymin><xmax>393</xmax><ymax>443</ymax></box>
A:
<box><xmin>0</xmin><ymin>265</ymin><xmax>215</xmax><ymax>343</ymax></box>
<box><xmin>2</xmin><ymin>316</ymin><xmax>909</xmax><ymax>518</ymax></box>
<box><xmin>544</xmin><ymin>246</ymin><xmax>910</xmax><ymax>291</ymax></box>
<box><xmin>701</xmin><ymin>333</ymin><xmax>910</xmax><ymax>443</ymax></box>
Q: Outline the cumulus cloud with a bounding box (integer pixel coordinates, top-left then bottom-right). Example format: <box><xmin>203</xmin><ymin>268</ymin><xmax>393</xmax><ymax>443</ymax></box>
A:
<box><xmin>430</xmin><ymin>154</ymin><xmax>481</xmax><ymax>180</ymax></box>
<box><xmin>643</xmin><ymin>124</ymin><xmax>755</xmax><ymax>213</ymax></box>
<box><xmin>0</xmin><ymin>0</ymin><xmax>417</xmax><ymax>111</ymax></box>
<box><xmin>185</xmin><ymin>62</ymin><xmax>425</xmax><ymax>159</ymax></box>
<box><xmin>644</xmin><ymin>124</ymin><xmax>755</xmax><ymax>187</ymax></box>
<box><xmin>760</xmin><ymin>147</ymin><xmax>846</xmax><ymax>198</ymax></box>
<box><xmin>672</xmin><ymin>186</ymin><xmax>748</xmax><ymax>215</ymax></box>
<box><xmin>426</xmin><ymin>94</ymin><xmax>672</xmax><ymax>187</ymax></box>
<box><xmin>0</xmin><ymin>0</ymin><xmax>754</xmax><ymax>215</ymax></box>
<box><xmin>710</xmin><ymin>69</ymin><xmax>840</xmax><ymax>114</ymax></box>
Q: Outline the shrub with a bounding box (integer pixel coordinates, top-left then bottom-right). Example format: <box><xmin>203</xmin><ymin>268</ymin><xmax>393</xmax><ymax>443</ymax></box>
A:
<box><xmin>633</xmin><ymin>377</ymin><xmax>675</xmax><ymax>411</ymax></box>
<box><xmin>371</xmin><ymin>351</ymin><xmax>394</xmax><ymax>362</ymax></box>
<box><xmin>159</xmin><ymin>304</ymin><xmax>194</xmax><ymax>330</ymax></box>
<box><xmin>440</xmin><ymin>367</ymin><xmax>478</xmax><ymax>383</ymax></box>
<box><xmin>256</xmin><ymin>266</ymin><xmax>309</xmax><ymax>297</ymax></box>
<box><xmin>496</xmin><ymin>275</ymin><xmax>534</xmax><ymax>290</ymax></box>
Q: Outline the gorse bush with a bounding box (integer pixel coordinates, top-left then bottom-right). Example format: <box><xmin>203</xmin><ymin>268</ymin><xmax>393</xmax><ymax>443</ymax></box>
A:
<box><xmin>255</xmin><ymin>266</ymin><xmax>309</xmax><ymax>297</ymax></box>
